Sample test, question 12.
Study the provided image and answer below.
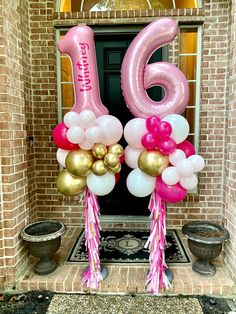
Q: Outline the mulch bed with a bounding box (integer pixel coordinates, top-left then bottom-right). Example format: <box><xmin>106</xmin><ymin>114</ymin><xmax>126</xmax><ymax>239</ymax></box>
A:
<box><xmin>0</xmin><ymin>291</ymin><xmax>54</xmax><ymax>314</ymax></box>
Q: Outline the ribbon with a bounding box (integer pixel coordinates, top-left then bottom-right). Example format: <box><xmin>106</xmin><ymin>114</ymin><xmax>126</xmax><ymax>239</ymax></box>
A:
<box><xmin>81</xmin><ymin>189</ymin><xmax>103</xmax><ymax>289</ymax></box>
<box><xmin>145</xmin><ymin>190</ymin><xmax>171</xmax><ymax>294</ymax></box>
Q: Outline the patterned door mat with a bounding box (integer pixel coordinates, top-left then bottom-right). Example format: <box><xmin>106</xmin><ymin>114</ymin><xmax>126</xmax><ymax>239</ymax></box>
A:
<box><xmin>67</xmin><ymin>230</ymin><xmax>190</xmax><ymax>263</ymax></box>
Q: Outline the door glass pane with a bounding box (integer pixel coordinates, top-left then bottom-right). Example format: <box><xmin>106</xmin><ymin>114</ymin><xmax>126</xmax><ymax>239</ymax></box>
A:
<box><xmin>184</xmin><ymin>107</ymin><xmax>195</xmax><ymax>134</ymax></box>
<box><xmin>150</xmin><ymin>0</ymin><xmax>172</xmax><ymax>8</ymax></box>
<box><xmin>186</xmin><ymin>134</ymin><xmax>195</xmax><ymax>145</ymax></box>
<box><xmin>175</xmin><ymin>0</ymin><xmax>198</xmax><ymax>8</ymax></box>
<box><xmin>62</xmin><ymin>108</ymin><xmax>71</xmax><ymax>117</ymax></box>
<box><xmin>59</xmin><ymin>0</ymin><xmax>200</xmax><ymax>12</ymax></box>
<box><xmin>61</xmin><ymin>84</ymin><xmax>74</xmax><ymax>107</ymax></box>
<box><xmin>188</xmin><ymin>82</ymin><xmax>196</xmax><ymax>106</ymax></box>
<box><xmin>179</xmin><ymin>55</ymin><xmax>196</xmax><ymax>80</ymax></box>
<box><xmin>180</xmin><ymin>29</ymin><xmax>197</xmax><ymax>54</ymax></box>
<box><xmin>61</xmin><ymin>57</ymin><xmax>73</xmax><ymax>82</ymax></box>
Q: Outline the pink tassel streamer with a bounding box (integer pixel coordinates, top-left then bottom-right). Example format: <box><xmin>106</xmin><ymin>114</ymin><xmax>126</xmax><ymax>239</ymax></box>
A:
<box><xmin>145</xmin><ymin>190</ymin><xmax>171</xmax><ymax>294</ymax></box>
<box><xmin>81</xmin><ymin>189</ymin><xmax>103</xmax><ymax>289</ymax></box>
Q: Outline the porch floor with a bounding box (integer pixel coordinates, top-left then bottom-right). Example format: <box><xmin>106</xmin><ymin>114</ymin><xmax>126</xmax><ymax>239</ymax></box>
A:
<box><xmin>16</xmin><ymin>226</ymin><xmax>236</xmax><ymax>296</ymax></box>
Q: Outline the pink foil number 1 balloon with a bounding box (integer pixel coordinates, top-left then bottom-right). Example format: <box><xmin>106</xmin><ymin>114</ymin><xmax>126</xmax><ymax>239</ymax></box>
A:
<box><xmin>121</xmin><ymin>18</ymin><xmax>189</xmax><ymax>119</ymax></box>
<box><xmin>58</xmin><ymin>25</ymin><xmax>108</xmax><ymax>117</ymax></box>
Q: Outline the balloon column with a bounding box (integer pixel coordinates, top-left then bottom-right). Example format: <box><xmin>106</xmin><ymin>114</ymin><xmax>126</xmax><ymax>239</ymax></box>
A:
<box><xmin>53</xmin><ymin>25</ymin><xmax>124</xmax><ymax>289</ymax></box>
<box><xmin>122</xmin><ymin>18</ymin><xmax>205</xmax><ymax>294</ymax></box>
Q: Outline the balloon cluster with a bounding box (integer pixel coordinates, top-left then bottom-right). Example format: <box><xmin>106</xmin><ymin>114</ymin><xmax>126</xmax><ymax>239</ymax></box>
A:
<box><xmin>124</xmin><ymin>113</ymin><xmax>205</xmax><ymax>203</ymax></box>
<box><xmin>53</xmin><ymin>110</ymin><xmax>124</xmax><ymax>197</ymax></box>
<box><xmin>162</xmin><ymin>149</ymin><xmax>205</xmax><ymax>190</ymax></box>
<box><xmin>64</xmin><ymin>110</ymin><xmax>123</xmax><ymax>149</ymax></box>
<box><xmin>142</xmin><ymin>116</ymin><xmax>176</xmax><ymax>154</ymax></box>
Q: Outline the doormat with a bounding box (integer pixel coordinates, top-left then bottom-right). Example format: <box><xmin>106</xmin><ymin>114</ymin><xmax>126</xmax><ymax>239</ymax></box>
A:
<box><xmin>67</xmin><ymin>230</ymin><xmax>190</xmax><ymax>263</ymax></box>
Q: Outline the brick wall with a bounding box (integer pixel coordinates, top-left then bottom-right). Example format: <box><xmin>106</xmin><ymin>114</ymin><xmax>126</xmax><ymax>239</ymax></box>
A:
<box><xmin>0</xmin><ymin>0</ymin><xmax>35</xmax><ymax>289</ymax></box>
<box><xmin>1</xmin><ymin>0</ymin><xmax>235</xmax><ymax>288</ymax></box>
<box><xmin>224</xmin><ymin>0</ymin><xmax>236</xmax><ymax>282</ymax></box>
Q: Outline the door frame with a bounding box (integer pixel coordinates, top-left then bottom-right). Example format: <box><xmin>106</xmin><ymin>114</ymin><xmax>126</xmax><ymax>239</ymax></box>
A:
<box><xmin>56</xmin><ymin>25</ymin><xmax>168</xmax><ymax>223</ymax></box>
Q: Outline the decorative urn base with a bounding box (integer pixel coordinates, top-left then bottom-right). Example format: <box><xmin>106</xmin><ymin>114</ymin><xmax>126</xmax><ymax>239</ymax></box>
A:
<box><xmin>21</xmin><ymin>220</ymin><xmax>66</xmax><ymax>275</ymax></box>
<box><xmin>182</xmin><ymin>221</ymin><xmax>229</xmax><ymax>276</ymax></box>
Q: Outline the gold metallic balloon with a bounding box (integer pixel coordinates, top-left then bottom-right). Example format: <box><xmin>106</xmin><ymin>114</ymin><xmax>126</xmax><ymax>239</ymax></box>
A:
<box><xmin>104</xmin><ymin>153</ymin><xmax>119</xmax><ymax>168</ymax></box>
<box><xmin>138</xmin><ymin>150</ymin><xmax>169</xmax><ymax>177</ymax></box>
<box><xmin>92</xmin><ymin>143</ymin><xmax>107</xmax><ymax>159</ymax></box>
<box><xmin>108</xmin><ymin>144</ymin><xmax>124</xmax><ymax>157</ymax></box>
<box><xmin>92</xmin><ymin>160</ymin><xmax>108</xmax><ymax>176</ymax></box>
<box><xmin>56</xmin><ymin>169</ymin><xmax>87</xmax><ymax>196</ymax></box>
<box><xmin>66</xmin><ymin>149</ymin><xmax>94</xmax><ymax>177</ymax></box>
<box><xmin>109</xmin><ymin>163</ymin><xmax>121</xmax><ymax>174</ymax></box>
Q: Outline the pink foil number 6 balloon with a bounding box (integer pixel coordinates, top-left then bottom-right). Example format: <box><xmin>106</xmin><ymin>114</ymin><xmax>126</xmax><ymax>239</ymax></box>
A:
<box><xmin>121</xmin><ymin>18</ymin><xmax>189</xmax><ymax>119</ymax></box>
<box><xmin>58</xmin><ymin>25</ymin><xmax>108</xmax><ymax>117</ymax></box>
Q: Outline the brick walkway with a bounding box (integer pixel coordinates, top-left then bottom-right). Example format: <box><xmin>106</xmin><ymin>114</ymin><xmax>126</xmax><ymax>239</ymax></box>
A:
<box><xmin>16</xmin><ymin>226</ymin><xmax>236</xmax><ymax>296</ymax></box>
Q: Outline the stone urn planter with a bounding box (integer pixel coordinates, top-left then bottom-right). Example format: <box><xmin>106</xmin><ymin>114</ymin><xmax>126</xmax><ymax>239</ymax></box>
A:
<box><xmin>182</xmin><ymin>221</ymin><xmax>229</xmax><ymax>276</ymax></box>
<box><xmin>21</xmin><ymin>220</ymin><xmax>66</xmax><ymax>275</ymax></box>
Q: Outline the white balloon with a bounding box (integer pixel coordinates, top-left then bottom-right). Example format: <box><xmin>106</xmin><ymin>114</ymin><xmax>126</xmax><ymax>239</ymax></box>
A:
<box><xmin>188</xmin><ymin>155</ymin><xmax>205</xmax><ymax>172</ymax></box>
<box><xmin>124</xmin><ymin>118</ymin><xmax>147</xmax><ymax>148</ymax></box>
<box><xmin>163</xmin><ymin>114</ymin><xmax>189</xmax><ymax>144</ymax></box>
<box><xmin>126</xmin><ymin>168</ymin><xmax>156</xmax><ymax>197</ymax></box>
<box><xmin>85</xmin><ymin>126</ymin><xmax>103</xmax><ymax>143</ymax></box>
<box><xmin>63</xmin><ymin>111</ymin><xmax>80</xmax><ymax>127</ymax></box>
<box><xmin>180</xmin><ymin>174</ymin><xmax>198</xmax><ymax>190</ymax></box>
<box><xmin>125</xmin><ymin>145</ymin><xmax>143</xmax><ymax>169</ymax></box>
<box><xmin>87</xmin><ymin>172</ymin><xmax>115</xmax><ymax>196</ymax></box>
<box><xmin>78</xmin><ymin>110</ymin><xmax>96</xmax><ymax>128</ymax></box>
<box><xmin>169</xmin><ymin>149</ymin><xmax>186</xmax><ymax>166</ymax></box>
<box><xmin>79</xmin><ymin>139</ymin><xmax>94</xmax><ymax>150</ymax></box>
<box><xmin>56</xmin><ymin>148</ymin><xmax>70</xmax><ymax>168</ymax></box>
<box><xmin>162</xmin><ymin>166</ymin><xmax>180</xmax><ymax>185</ymax></box>
<box><xmin>96</xmin><ymin>115</ymin><xmax>123</xmax><ymax>146</ymax></box>
<box><xmin>66</xmin><ymin>126</ymin><xmax>85</xmax><ymax>144</ymax></box>
<box><xmin>176</xmin><ymin>159</ymin><xmax>194</xmax><ymax>177</ymax></box>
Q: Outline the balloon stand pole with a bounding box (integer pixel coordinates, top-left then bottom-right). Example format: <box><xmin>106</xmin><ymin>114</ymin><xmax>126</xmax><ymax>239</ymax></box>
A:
<box><xmin>81</xmin><ymin>189</ymin><xmax>103</xmax><ymax>289</ymax></box>
<box><xmin>145</xmin><ymin>191</ymin><xmax>171</xmax><ymax>294</ymax></box>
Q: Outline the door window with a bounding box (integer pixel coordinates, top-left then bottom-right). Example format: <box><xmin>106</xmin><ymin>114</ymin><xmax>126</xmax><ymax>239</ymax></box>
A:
<box><xmin>58</xmin><ymin>0</ymin><xmax>202</xmax><ymax>12</ymax></box>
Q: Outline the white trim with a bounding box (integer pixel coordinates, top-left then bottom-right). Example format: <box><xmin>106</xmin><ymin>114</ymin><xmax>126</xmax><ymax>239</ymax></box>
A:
<box><xmin>179</xmin><ymin>53</ymin><xmax>197</xmax><ymax>56</ymax></box>
<box><xmin>179</xmin><ymin>25</ymin><xmax>202</xmax><ymax>152</ymax></box>
<box><xmin>197</xmin><ymin>0</ymin><xmax>202</xmax><ymax>8</ymax></box>
<box><xmin>194</xmin><ymin>25</ymin><xmax>202</xmax><ymax>153</ymax></box>
<box><xmin>56</xmin><ymin>30</ymin><xmax>63</xmax><ymax>123</ymax></box>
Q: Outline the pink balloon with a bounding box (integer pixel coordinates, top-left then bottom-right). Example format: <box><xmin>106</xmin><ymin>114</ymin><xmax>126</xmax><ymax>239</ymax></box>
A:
<box><xmin>156</xmin><ymin>177</ymin><xmax>187</xmax><ymax>203</ymax></box>
<box><xmin>141</xmin><ymin>133</ymin><xmax>158</xmax><ymax>150</ymax></box>
<box><xmin>58</xmin><ymin>26</ymin><xmax>108</xmax><ymax>117</ymax></box>
<box><xmin>177</xmin><ymin>140</ymin><xmax>195</xmax><ymax>158</ymax></box>
<box><xmin>153</xmin><ymin>121</ymin><xmax>172</xmax><ymax>139</ymax></box>
<box><xmin>146</xmin><ymin>115</ymin><xmax>161</xmax><ymax>132</ymax></box>
<box><xmin>157</xmin><ymin>138</ymin><xmax>176</xmax><ymax>155</ymax></box>
<box><xmin>121</xmin><ymin>18</ymin><xmax>189</xmax><ymax>119</ymax></box>
<box><xmin>53</xmin><ymin>122</ymin><xmax>79</xmax><ymax>150</ymax></box>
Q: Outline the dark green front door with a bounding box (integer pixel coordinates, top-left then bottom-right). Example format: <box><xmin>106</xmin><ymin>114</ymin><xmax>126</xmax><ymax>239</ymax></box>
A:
<box><xmin>95</xmin><ymin>33</ymin><xmax>162</xmax><ymax>216</ymax></box>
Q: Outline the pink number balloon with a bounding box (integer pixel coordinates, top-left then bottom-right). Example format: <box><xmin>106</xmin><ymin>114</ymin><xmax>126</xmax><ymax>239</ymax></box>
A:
<box><xmin>58</xmin><ymin>25</ymin><xmax>108</xmax><ymax>117</ymax></box>
<box><xmin>121</xmin><ymin>18</ymin><xmax>189</xmax><ymax>119</ymax></box>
